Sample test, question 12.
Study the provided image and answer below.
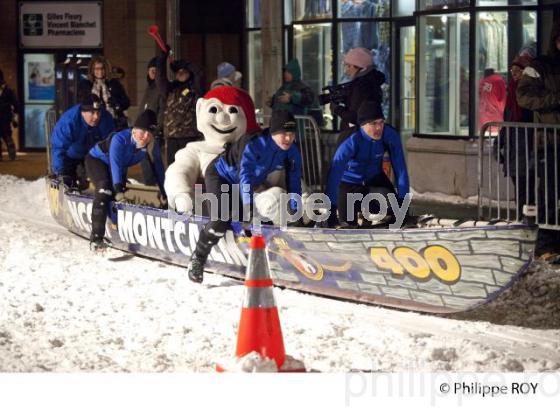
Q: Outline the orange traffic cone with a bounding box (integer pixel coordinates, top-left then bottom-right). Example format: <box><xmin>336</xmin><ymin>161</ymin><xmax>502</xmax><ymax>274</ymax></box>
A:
<box><xmin>234</xmin><ymin>234</ymin><xmax>286</xmax><ymax>368</ymax></box>
<box><xmin>216</xmin><ymin>234</ymin><xmax>306</xmax><ymax>372</ymax></box>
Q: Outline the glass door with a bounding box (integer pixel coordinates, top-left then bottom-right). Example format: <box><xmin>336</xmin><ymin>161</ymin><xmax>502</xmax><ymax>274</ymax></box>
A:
<box><xmin>395</xmin><ymin>22</ymin><xmax>416</xmax><ymax>134</ymax></box>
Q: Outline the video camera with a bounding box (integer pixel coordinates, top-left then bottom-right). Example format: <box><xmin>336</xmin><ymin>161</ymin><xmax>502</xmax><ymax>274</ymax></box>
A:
<box><xmin>318</xmin><ymin>81</ymin><xmax>352</xmax><ymax>106</ymax></box>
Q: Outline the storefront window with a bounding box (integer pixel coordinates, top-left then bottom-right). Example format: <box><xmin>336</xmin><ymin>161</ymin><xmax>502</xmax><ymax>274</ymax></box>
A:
<box><xmin>293</xmin><ymin>0</ymin><xmax>332</xmax><ymax>21</ymax></box>
<box><xmin>245</xmin><ymin>0</ymin><xmax>261</xmax><ymax>28</ymax></box>
<box><xmin>337</xmin><ymin>0</ymin><xmax>389</xmax><ymax>19</ymax></box>
<box><xmin>420</xmin><ymin>0</ymin><xmax>470</xmax><ymax>10</ymax></box>
<box><xmin>293</xmin><ymin>23</ymin><xmax>333</xmax><ymax>127</ymax></box>
<box><xmin>337</xmin><ymin>21</ymin><xmax>391</xmax><ymax>116</ymax></box>
<box><xmin>247</xmin><ymin>31</ymin><xmax>263</xmax><ymax>109</ymax></box>
<box><xmin>395</xmin><ymin>0</ymin><xmax>416</xmax><ymax>16</ymax></box>
<box><xmin>23</xmin><ymin>53</ymin><xmax>55</xmax><ymax>148</ymax></box>
<box><xmin>476</xmin><ymin>10</ymin><xmax>537</xmax><ymax>133</ymax></box>
<box><xmin>419</xmin><ymin>13</ymin><xmax>470</xmax><ymax>136</ymax></box>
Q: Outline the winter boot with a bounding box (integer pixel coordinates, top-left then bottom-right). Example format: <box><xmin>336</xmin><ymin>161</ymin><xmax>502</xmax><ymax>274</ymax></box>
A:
<box><xmin>89</xmin><ymin>232</ymin><xmax>109</xmax><ymax>252</ymax></box>
<box><xmin>187</xmin><ymin>253</ymin><xmax>206</xmax><ymax>283</ymax></box>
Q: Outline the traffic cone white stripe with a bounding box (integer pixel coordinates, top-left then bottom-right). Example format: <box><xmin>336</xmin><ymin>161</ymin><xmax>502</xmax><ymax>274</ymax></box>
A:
<box><xmin>243</xmin><ymin>286</ymin><xmax>277</xmax><ymax>308</ymax></box>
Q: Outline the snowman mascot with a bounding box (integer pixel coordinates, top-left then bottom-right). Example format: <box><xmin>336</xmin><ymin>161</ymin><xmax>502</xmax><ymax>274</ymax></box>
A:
<box><xmin>166</xmin><ymin>85</ymin><xmax>306</xmax><ymax>224</ymax></box>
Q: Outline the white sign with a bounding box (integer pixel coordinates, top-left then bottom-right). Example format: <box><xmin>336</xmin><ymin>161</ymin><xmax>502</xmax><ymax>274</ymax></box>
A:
<box><xmin>20</xmin><ymin>1</ymin><xmax>102</xmax><ymax>48</ymax></box>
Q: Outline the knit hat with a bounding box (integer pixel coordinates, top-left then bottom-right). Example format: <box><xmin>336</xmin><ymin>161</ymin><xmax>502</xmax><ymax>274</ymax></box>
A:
<box><xmin>217</xmin><ymin>62</ymin><xmax>236</xmax><ymax>78</ymax></box>
<box><xmin>202</xmin><ymin>86</ymin><xmax>260</xmax><ymax>134</ymax></box>
<box><xmin>133</xmin><ymin>109</ymin><xmax>158</xmax><ymax>133</ymax></box>
<box><xmin>358</xmin><ymin>100</ymin><xmax>385</xmax><ymax>125</ymax></box>
<box><xmin>170</xmin><ymin>59</ymin><xmax>190</xmax><ymax>73</ymax></box>
<box><xmin>80</xmin><ymin>93</ymin><xmax>102</xmax><ymax>112</ymax></box>
<box><xmin>511</xmin><ymin>55</ymin><xmax>533</xmax><ymax>69</ymax></box>
<box><xmin>344</xmin><ymin>47</ymin><xmax>373</xmax><ymax>69</ymax></box>
<box><xmin>270</xmin><ymin>110</ymin><xmax>297</xmax><ymax>135</ymax></box>
<box><xmin>147</xmin><ymin>57</ymin><xmax>158</xmax><ymax>69</ymax></box>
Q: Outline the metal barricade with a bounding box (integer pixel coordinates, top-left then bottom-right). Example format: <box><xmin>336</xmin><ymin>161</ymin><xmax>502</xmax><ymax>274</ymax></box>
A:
<box><xmin>256</xmin><ymin>113</ymin><xmax>324</xmax><ymax>192</ymax></box>
<box><xmin>44</xmin><ymin>108</ymin><xmax>58</xmax><ymax>172</ymax></box>
<box><xmin>478</xmin><ymin>121</ymin><xmax>560</xmax><ymax>230</ymax></box>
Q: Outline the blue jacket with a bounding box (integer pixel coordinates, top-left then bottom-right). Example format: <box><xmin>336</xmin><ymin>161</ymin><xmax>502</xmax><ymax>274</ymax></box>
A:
<box><xmin>50</xmin><ymin>104</ymin><xmax>115</xmax><ymax>174</ymax></box>
<box><xmin>89</xmin><ymin>128</ymin><xmax>166</xmax><ymax>194</ymax></box>
<box><xmin>215</xmin><ymin>132</ymin><xmax>303</xmax><ymax>209</ymax></box>
<box><xmin>326</xmin><ymin>125</ymin><xmax>409</xmax><ymax>206</ymax></box>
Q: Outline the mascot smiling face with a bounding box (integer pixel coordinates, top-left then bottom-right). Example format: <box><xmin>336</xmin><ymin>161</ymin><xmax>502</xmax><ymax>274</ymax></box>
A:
<box><xmin>195</xmin><ymin>86</ymin><xmax>260</xmax><ymax>147</ymax></box>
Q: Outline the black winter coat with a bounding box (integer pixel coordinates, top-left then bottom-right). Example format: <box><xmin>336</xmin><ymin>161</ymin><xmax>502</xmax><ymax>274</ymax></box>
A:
<box><xmin>0</xmin><ymin>83</ymin><xmax>18</xmax><ymax>134</ymax></box>
<box><xmin>156</xmin><ymin>55</ymin><xmax>202</xmax><ymax>141</ymax></box>
<box><xmin>139</xmin><ymin>79</ymin><xmax>165</xmax><ymax>136</ymax></box>
<box><xmin>334</xmin><ymin>66</ymin><xmax>385</xmax><ymax>131</ymax></box>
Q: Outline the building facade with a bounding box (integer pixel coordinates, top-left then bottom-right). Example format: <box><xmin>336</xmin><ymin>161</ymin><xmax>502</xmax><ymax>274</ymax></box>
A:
<box><xmin>245</xmin><ymin>0</ymin><xmax>560</xmax><ymax>196</ymax></box>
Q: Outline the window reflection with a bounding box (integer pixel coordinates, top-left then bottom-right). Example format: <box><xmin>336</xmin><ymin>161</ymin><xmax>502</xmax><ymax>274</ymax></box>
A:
<box><xmin>294</xmin><ymin>23</ymin><xmax>333</xmax><ymax>127</ymax></box>
<box><xmin>293</xmin><ymin>0</ymin><xmax>332</xmax><ymax>21</ymax></box>
<box><xmin>419</xmin><ymin>13</ymin><xmax>470</xmax><ymax>135</ymax></box>
<box><xmin>338</xmin><ymin>0</ymin><xmax>389</xmax><ymax>19</ymax></box>
<box><xmin>420</xmin><ymin>0</ymin><xmax>470</xmax><ymax>10</ymax></box>
<box><xmin>245</xmin><ymin>0</ymin><xmax>261</xmax><ymax>28</ymax></box>
<box><xmin>476</xmin><ymin>11</ymin><xmax>537</xmax><ymax>133</ymax></box>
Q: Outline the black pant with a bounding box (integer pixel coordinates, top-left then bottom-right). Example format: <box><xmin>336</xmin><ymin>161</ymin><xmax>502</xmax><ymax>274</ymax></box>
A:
<box><xmin>337</xmin><ymin>173</ymin><xmax>397</xmax><ymax>225</ymax></box>
<box><xmin>193</xmin><ymin>159</ymin><xmax>246</xmax><ymax>263</ymax></box>
<box><xmin>0</xmin><ymin>131</ymin><xmax>16</xmax><ymax>160</ymax></box>
<box><xmin>85</xmin><ymin>154</ymin><xmax>114</xmax><ymax>242</ymax></box>
<box><xmin>58</xmin><ymin>158</ymin><xmax>89</xmax><ymax>190</ymax></box>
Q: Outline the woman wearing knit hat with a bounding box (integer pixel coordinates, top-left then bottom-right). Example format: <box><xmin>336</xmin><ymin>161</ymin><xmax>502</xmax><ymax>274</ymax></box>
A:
<box><xmin>333</xmin><ymin>47</ymin><xmax>385</xmax><ymax>143</ymax></box>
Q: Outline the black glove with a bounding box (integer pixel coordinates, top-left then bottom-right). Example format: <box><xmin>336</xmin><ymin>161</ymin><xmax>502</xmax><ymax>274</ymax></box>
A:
<box><xmin>315</xmin><ymin>206</ymin><xmax>338</xmax><ymax>228</ymax></box>
<box><xmin>287</xmin><ymin>218</ymin><xmax>305</xmax><ymax>228</ymax></box>
<box><xmin>114</xmin><ymin>183</ymin><xmax>125</xmax><ymax>194</ymax></box>
<box><xmin>333</xmin><ymin>104</ymin><xmax>346</xmax><ymax>117</ymax></box>
<box><xmin>160</xmin><ymin>195</ymin><xmax>168</xmax><ymax>209</ymax></box>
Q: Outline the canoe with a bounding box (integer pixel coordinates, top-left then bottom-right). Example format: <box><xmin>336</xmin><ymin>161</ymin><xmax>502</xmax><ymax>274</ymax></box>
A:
<box><xmin>46</xmin><ymin>176</ymin><xmax>537</xmax><ymax>314</ymax></box>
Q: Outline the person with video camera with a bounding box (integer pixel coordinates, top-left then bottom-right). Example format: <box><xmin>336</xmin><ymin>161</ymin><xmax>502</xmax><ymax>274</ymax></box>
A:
<box><xmin>327</xmin><ymin>47</ymin><xmax>385</xmax><ymax>145</ymax></box>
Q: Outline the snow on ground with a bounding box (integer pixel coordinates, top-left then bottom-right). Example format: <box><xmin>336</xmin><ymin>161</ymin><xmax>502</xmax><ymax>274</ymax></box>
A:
<box><xmin>0</xmin><ymin>175</ymin><xmax>559</xmax><ymax>373</ymax></box>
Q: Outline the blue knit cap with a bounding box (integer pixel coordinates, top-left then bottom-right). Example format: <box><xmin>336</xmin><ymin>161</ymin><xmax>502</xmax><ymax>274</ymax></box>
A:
<box><xmin>217</xmin><ymin>62</ymin><xmax>235</xmax><ymax>78</ymax></box>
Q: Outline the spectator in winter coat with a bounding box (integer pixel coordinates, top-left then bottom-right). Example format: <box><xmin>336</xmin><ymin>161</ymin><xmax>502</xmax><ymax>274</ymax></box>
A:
<box><xmin>78</xmin><ymin>55</ymin><xmax>130</xmax><ymax>130</ymax></box>
<box><xmin>210</xmin><ymin>62</ymin><xmax>237</xmax><ymax>89</ymax></box>
<box><xmin>517</xmin><ymin>22</ymin><xmax>560</xmax><ymax>125</ymax></box>
<box><xmin>333</xmin><ymin>47</ymin><xmax>385</xmax><ymax>143</ymax></box>
<box><xmin>516</xmin><ymin>23</ymin><xmax>560</xmax><ymax>224</ymax></box>
<box><xmin>326</xmin><ymin>100</ymin><xmax>409</xmax><ymax>228</ymax></box>
<box><xmin>156</xmin><ymin>48</ymin><xmax>203</xmax><ymax>166</ymax></box>
<box><xmin>478</xmin><ymin>68</ymin><xmax>507</xmax><ymax>133</ymax></box>
<box><xmin>497</xmin><ymin>55</ymin><xmax>535</xmax><ymax>219</ymax></box>
<box><xmin>50</xmin><ymin>93</ymin><xmax>115</xmax><ymax>189</ymax></box>
<box><xmin>186</xmin><ymin>109</ymin><xmax>303</xmax><ymax>283</ymax></box>
<box><xmin>0</xmin><ymin>69</ymin><xmax>18</xmax><ymax>161</ymax></box>
<box><xmin>138</xmin><ymin>57</ymin><xmax>165</xmax><ymax>185</ymax></box>
<box><xmin>85</xmin><ymin>109</ymin><xmax>166</xmax><ymax>250</ymax></box>
<box><xmin>267</xmin><ymin>59</ymin><xmax>314</xmax><ymax>116</ymax></box>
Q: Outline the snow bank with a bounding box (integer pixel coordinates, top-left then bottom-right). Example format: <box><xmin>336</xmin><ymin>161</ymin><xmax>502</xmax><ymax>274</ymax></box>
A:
<box><xmin>449</xmin><ymin>260</ymin><xmax>560</xmax><ymax>329</ymax></box>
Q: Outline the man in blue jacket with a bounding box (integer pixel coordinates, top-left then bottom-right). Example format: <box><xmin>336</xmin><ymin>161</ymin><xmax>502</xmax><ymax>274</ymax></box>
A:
<box><xmin>187</xmin><ymin>109</ymin><xmax>303</xmax><ymax>283</ymax></box>
<box><xmin>85</xmin><ymin>109</ymin><xmax>166</xmax><ymax>250</ymax></box>
<box><xmin>50</xmin><ymin>93</ymin><xmax>115</xmax><ymax>189</ymax></box>
<box><xmin>326</xmin><ymin>100</ymin><xmax>410</xmax><ymax>227</ymax></box>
